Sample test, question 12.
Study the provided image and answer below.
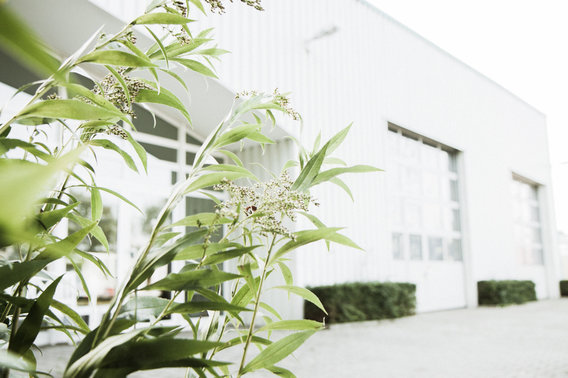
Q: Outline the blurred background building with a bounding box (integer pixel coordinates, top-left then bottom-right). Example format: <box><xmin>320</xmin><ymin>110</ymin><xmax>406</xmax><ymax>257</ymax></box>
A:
<box><xmin>2</xmin><ymin>0</ymin><xmax>562</xmax><ymax>343</ymax></box>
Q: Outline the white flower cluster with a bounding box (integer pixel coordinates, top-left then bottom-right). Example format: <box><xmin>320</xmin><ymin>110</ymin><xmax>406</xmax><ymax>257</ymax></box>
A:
<box><xmin>214</xmin><ymin>171</ymin><xmax>317</xmax><ymax>240</ymax></box>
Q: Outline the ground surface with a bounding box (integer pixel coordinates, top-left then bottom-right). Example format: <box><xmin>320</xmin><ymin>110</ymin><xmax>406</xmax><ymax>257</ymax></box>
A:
<box><xmin>35</xmin><ymin>299</ymin><xmax>568</xmax><ymax>377</ymax></box>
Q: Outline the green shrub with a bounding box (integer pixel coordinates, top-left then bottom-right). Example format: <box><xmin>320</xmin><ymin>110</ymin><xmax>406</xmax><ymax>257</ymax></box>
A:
<box><xmin>560</xmin><ymin>281</ymin><xmax>568</xmax><ymax>297</ymax></box>
<box><xmin>477</xmin><ymin>280</ymin><xmax>537</xmax><ymax>306</ymax></box>
<box><xmin>304</xmin><ymin>282</ymin><xmax>416</xmax><ymax>324</ymax></box>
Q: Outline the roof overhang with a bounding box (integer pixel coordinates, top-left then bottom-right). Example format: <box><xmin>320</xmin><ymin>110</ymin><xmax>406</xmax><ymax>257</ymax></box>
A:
<box><xmin>7</xmin><ymin>0</ymin><xmax>295</xmax><ymax>144</ymax></box>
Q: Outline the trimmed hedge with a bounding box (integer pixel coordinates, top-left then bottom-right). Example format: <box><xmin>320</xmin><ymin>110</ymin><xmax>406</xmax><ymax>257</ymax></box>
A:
<box><xmin>304</xmin><ymin>282</ymin><xmax>416</xmax><ymax>324</ymax></box>
<box><xmin>477</xmin><ymin>280</ymin><xmax>536</xmax><ymax>306</ymax></box>
<box><xmin>560</xmin><ymin>281</ymin><xmax>568</xmax><ymax>297</ymax></box>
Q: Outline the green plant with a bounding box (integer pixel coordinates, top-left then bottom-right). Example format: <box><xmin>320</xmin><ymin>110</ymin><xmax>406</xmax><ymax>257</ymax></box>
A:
<box><xmin>477</xmin><ymin>280</ymin><xmax>537</xmax><ymax>306</ymax></box>
<box><xmin>0</xmin><ymin>1</ymin><xmax>379</xmax><ymax>376</ymax></box>
<box><xmin>560</xmin><ymin>280</ymin><xmax>568</xmax><ymax>297</ymax></box>
<box><xmin>304</xmin><ymin>282</ymin><xmax>416</xmax><ymax>324</ymax></box>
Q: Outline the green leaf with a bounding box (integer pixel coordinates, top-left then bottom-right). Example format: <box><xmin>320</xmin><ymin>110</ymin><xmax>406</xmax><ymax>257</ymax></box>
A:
<box><xmin>124</xmin><ymin>131</ymin><xmax>147</xmax><ymax>172</ymax></box>
<box><xmin>133</xmin><ymin>12</ymin><xmax>193</xmax><ymax>25</ymax></box>
<box><xmin>64</xmin><ymin>329</ymin><xmax>146</xmax><ymax>378</ymax></box>
<box><xmin>241</xmin><ymin>331</ymin><xmax>315</xmax><ymax>374</ymax></box>
<box><xmin>174</xmin><ymin>241</ymin><xmax>234</xmax><ymax>261</ymax></box>
<box><xmin>269</xmin><ymin>227</ymin><xmax>343</xmax><ymax>264</ymax></box>
<box><xmin>299</xmin><ymin>212</ymin><xmax>362</xmax><ymax>251</ymax></box>
<box><xmin>145</xmin><ymin>26</ymin><xmax>169</xmax><ymax>69</ymax></box>
<box><xmin>98</xmin><ymin>338</ymin><xmax>224</xmax><ymax>373</ymax></box>
<box><xmin>135</xmin><ymin>87</ymin><xmax>191</xmax><ymax>125</ymax></box>
<box><xmin>36</xmin><ymin>202</ymin><xmax>78</xmax><ymax>230</ymax></box>
<box><xmin>0</xmin><ymin>138</ymin><xmax>50</xmax><ymax>160</ymax></box>
<box><xmin>213</xmin><ymin>123</ymin><xmax>262</xmax><ymax>148</ymax></box>
<box><xmin>51</xmin><ymin>299</ymin><xmax>90</xmax><ymax>334</ymax></box>
<box><xmin>91</xmin><ymin>139</ymin><xmax>138</xmax><ymax>172</ymax></box>
<box><xmin>219</xmin><ymin>335</ymin><xmax>271</xmax><ymax>352</ymax></box>
<box><xmin>67</xmin><ymin>257</ymin><xmax>92</xmax><ymax>302</ymax></box>
<box><xmin>171</xmin><ymin>58</ymin><xmax>217</xmax><ymax>78</ymax></box>
<box><xmin>105</xmin><ymin>65</ymin><xmax>131</xmax><ymax>105</ymax></box>
<box><xmin>118</xmin><ymin>296</ymin><xmax>171</xmax><ymax>321</ymax></box>
<box><xmin>10</xmin><ymin>276</ymin><xmax>63</xmax><ymax>355</ymax></box>
<box><xmin>68</xmin><ymin>213</ymin><xmax>109</xmax><ymax>251</ymax></box>
<box><xmin>267</xmin><ymin>365</ymin><xmax>296</xmax><ymax>378</ymax></box>
<box><xmin>217</xmin><ymin>149</ymin><xmax>243</xmax><ymax>167</ymax></box>
<box><xmin>277</xmin><ymin>262</ymin><xmax>293</xmax><ymax>286</ymax></box>
<box><xmin>0</xmin><ymin>149</ymin><xmax>83</xmax><ymax>244</ymax></box>
<box><xmin>126</xmin><ymin>229</ymin><xmax>208</xmax><ymax>291</ymax></box>
<box><xmin>166</xmin><ymin>301</ymin><xmax>250</xmax><ymax>315</ymax></box>
<box><xmin>291</xmin><ymin>144</ymin><xmax>328</xmax><ymax>192</ymax></box>
<box><xmin>91</xmin><ymin>185</ymin><xmax>103</xmax><ymax>221</ymax></box>
<box><xmin>329</xmin><ymin>177</ymin><xmax>354</xmax><ymax>201</ymax></box>
<box><xmin>0</xmin><ymin>350</ymin><xmax>38</xmax><ymax>375</ymax></box>
<box><xmin>143</xmin><ymin>269</ymin><xmax>241</xmax><ymax>291</ymax></box>
<box><xmin>80</xmin><ymin>50</ymin><xmax>156</xmax><ymax>67</ymax></box>
<box><xmin>201</xmin><ymin>245</ymin><xmax>260</xmax><ymax>266</ymax></box>
<box><xmin>0</xmin><ymin>6</ymin><xmax>60</xmax><ymax>76</ymax></box>
<box><xmin>188</xmin><ymin>0</ymin><xmax>206</xmax><ymax>15</ymax></box>
<box><xmin>273</xmin><ymin>285</ymin><xmax>327</xmax><ymax>315</ymax></box>
<box><xmin>259</xmin><ymin>302</ymin><xmax>282</xmax><ymax>321</ymax></box>
<box><xmin>63</xmin><ymin>82</ymin><xmax>123</xmax><ymax>114</ymax></box>
<box><xmin>165</xmin><ymin>212</ymin><xmax>227</xmax><ymax>229</ymax></box>
<box><xmin>256</xmin><ymin>320</ymin><xmax>323</xmax><ymax>333</ymax></box>
<box><xmin>183</xmin><ymin>170</ymin><xmax>255</xmax><ymax>194</ymax></box>
<box><xmin>311</xmin><ymin>165</ymin><xmax>381</xmax><ymax>186</ymax></box>
<box><xmin>325</xmin><ymin>124</ymin><xmax>352</xmax><ymax>157</ymax></box>
<box><xmin>16</xmin><ymin>99</ymin><xmax>121</xmax><ymax>122</ymax></box>
<box><xmin>0</xmin><ymin>260</ymin><xmax>50</xmax><ymax>292</ymax></box>
<box><xmin>38</xmin><ymin>221</ymin><xmax>97</xmax><ymax>260</ymax></box>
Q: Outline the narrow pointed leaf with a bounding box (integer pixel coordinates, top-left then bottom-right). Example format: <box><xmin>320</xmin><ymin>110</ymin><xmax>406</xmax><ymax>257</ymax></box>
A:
<box><xmin>241</xmin><ymin>331</ymin><xmax>315</xmax><ymax>374</ymax></box>
<box><xmin>16</xmin><ymin>100</ymin><xmax>121</xmax><ymax>121</ymax></box>
<box><xmin>269</xmin><ymin>227</ymin><xmax>343</xmax><ymax>264</ymax></box>
<box><xmin>80</xmin><ymin>50</ymin><xmax>155</xmax><ymax>67</ymax></box>
<box><xmin>143</xmin><ymin>269</ymin><xmax>241</xmax><ymax>291</ymax></box>
<box><xmin>311</xmin><ymin>165</ymin><xmax>381</xmax><ymax>186</ymax></box>
<box><xmin>256</xmin><ymin>320</ymin><xmax>323</xmax><ymax>333</ymax></box>
<box><xmin>133</xmin><ymin>12</ymin><xmax>193</xmax><ymax>25</ymax></box>
<box><xmin>10</xmin><ymin>276</ymin><xmax>63</xmax><ymax>354</ymax></box>
<box><xmin>274</xmin><ymin>285</ymin><xmax>327</xmax><ymax>315</ymax></box>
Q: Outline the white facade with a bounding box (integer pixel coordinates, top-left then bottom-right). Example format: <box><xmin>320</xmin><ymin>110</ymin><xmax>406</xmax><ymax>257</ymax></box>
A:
<box><xmin>5</xmin><ymin>0</ymin><xmax>560</xmax><ymax>321</ymax></box>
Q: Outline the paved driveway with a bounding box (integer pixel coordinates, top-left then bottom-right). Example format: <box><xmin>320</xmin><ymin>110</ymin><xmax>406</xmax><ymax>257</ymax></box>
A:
<box><xmin>35</xmin><ymin>299</ymin><xmax>568</xmax><ymax>377</ymax></box>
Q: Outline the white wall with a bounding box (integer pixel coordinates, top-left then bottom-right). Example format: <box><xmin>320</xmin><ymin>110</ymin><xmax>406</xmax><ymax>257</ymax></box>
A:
<box><xmin>32</xmin><ymin>0</ymin><xmax>558</xmax><ymax>311</ymax></box>
<box><xmin>198</xmin><ymin>0</ymin><xmax>557</xmax><ymax>307</ymax></box>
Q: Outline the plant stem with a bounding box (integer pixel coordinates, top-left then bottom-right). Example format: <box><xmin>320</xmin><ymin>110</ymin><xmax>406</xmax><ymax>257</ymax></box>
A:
<box><xmin>236</xmin><ymin>235</ymin><xmax>276</xmax><ymax>377</ymax></box>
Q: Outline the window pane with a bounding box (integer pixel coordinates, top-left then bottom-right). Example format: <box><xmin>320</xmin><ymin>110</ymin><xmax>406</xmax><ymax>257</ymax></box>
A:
<box><xmin>186</xmin><ymin>151</ymin><xmax>196</xmax><ymax>166</ymax></box>
<box><xmin>448</xmin><ymin>239</ymin><xmax>462</xmax><ymax>261</ymax></box>
<box><xmin>530</xmin><ymin>206</ymin><xmax>540</xmax><ymax>222</ymax></box>
<box><xmin>409</xmin><ymin>234</ymin><xmax>422</xmax><ymax>260</ymax></box>
<box><xmin>452</xmin><ymin>209</ymin><xmax>461</xmax><ymax>231</ymax></box>
<box><xmin>428</xmin><ymin>237</ymin><xmax>443</xmax><ymax>260</ymax></box>
<box><xmin>140</xmin><ymin>142</ymin><xmax>177</xmax><ymax>163</ymax></box>
<box><xmin>448</xmin><ymin>154</ymin><xmax>458</xmax><ymax>173</ymax></box>
<box><xmin>133</xmin><ymin>105</ymin><xmax>178</xmax><ymax>140</ymax></box>
<box><xmin>449</xmin><ymin>180</ymin><xmax>459</xmax><ymax>202</ymax></box>
<box><xmin>532</xmin><ymin>248</ymin><xmax>543</xmax><ymax>264</ymax></box>
<box><xmin>512</xmin><ymin>178</ymin><xmax>543</xmax><ymax>265</ymax></box>
<box><xmin>392</xmin><ymin>233</ymin><xmax>404</xmax><ymax>260</ymax></box>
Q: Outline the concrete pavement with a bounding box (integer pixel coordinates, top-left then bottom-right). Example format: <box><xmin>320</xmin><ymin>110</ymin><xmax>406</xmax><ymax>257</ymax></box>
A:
<box><xmin>33</xmin><ymin>299</ymin><xmax>568</xmax><ymax>377</ymax></box>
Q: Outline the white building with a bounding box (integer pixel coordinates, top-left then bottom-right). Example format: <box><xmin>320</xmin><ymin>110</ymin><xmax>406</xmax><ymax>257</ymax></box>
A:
<box><xmin>3</xmin><ymin>0</ymin><xmax>560</xmax><ymax>332</ymax></box>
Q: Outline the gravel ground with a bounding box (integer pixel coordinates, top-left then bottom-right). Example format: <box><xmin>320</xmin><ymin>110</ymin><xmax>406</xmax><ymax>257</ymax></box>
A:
<box><xmin>33</xmin><ymin>298</ymin><xmax>568</xmax><ymax>377</ymax></box>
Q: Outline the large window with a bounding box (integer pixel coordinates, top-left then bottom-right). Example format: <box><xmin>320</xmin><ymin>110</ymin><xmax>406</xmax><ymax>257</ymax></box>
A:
<box><xmin>511</xmin><ymin>176</ymin><xmax>543</xmax><ymax>265</ymax></box>
<box><xmin>387</xmin><ymin>125</ymin><xmax>463</xmax><ymax>262</ymax></box>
